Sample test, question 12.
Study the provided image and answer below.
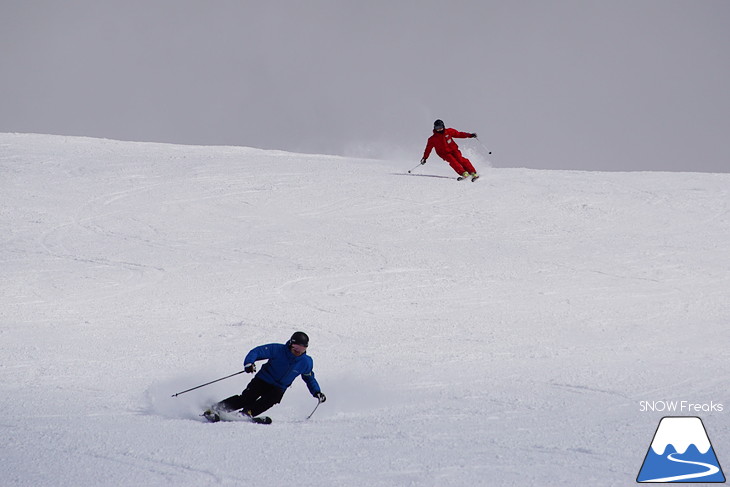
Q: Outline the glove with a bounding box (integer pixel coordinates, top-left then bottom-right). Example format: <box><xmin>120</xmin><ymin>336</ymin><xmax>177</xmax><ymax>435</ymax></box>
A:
<box><xmin>244</xmin><ymin>363</ymin><xmax>256</xmax><ymax>373</ymax></box>
<box><xmin>315</xmin><ymin>392</ymin><xmax>327</xmax><ymax>403</ymax></box>
<box><xmin>420</xmin><ymin>158</ymin><xmax>427</xmax><ymax>165</ymax></box>
<box><xmin>470</xmin><ymin>133</ymin><xmax>477</xmax><ymax>138</ymax></box>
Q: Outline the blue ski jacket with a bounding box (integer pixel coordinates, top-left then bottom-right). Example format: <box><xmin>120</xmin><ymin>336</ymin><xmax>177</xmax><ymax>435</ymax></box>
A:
<box><xmin>244</xmin><ymin>343</ymin><xmax>321</xmax><ymax>396</ymax></box>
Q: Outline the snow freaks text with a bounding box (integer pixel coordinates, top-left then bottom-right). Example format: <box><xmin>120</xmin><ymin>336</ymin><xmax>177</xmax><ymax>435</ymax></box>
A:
<box><xmin>639</xmin><ymin>401</ymin><xmax>724</xmax><ymax>413</ymax></box>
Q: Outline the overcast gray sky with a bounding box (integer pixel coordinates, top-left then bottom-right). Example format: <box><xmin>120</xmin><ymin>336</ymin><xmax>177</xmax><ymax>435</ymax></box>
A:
<box><xmin>2</xmin><ymin>1</ymin><xmax>729</xmax><ymax>172</ymax></box>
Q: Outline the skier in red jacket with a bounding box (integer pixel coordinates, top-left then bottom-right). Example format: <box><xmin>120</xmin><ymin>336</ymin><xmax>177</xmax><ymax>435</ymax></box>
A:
<box><xmin>421</xmin><ymin>119</ymin><xmax>479</xmax><ymax>181</ymax></box>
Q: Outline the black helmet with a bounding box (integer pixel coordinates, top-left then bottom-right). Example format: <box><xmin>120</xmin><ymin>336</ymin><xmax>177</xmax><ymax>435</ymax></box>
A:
<box><xmin>289</xmin><ymin>331</ymin><xmax>309</xmax><ymax>347</ymax></box>
<box><xmin>433</xmin><ymin>119</ymin><xmax>445</xmax><ymax>130</ymax></box>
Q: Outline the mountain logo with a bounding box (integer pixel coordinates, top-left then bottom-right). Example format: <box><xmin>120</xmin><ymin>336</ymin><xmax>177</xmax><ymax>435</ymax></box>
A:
<box><xmin>637</xmin><ymin>416</ymin><xmax>725</xmax><ymax>483</ymax></box>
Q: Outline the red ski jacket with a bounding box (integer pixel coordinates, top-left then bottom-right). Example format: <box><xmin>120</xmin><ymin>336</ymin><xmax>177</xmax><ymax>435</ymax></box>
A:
<box><xmin>423</xmin><ymin>128</ymin><xmax>473</xmax><ymax>160</ymax></box>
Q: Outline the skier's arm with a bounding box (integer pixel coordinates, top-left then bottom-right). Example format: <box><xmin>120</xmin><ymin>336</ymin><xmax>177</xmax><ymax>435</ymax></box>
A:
<box><xmin>243</xmin><ymin>343</ymin><xmax>276</xmax><ymax>366</ymax></box>
<box><xmin>301</xmin><ymin>369</ymin><xmax>321</xmax><ymax>397</ymax></box>
<box><xmin>448</xmin><ymin>128</ymin><xmax>477</xmax><ymax>139</ymax></box>
<box><xmin>422</xmin><ymin>138</ymin><xmax>434</xmax><ymax>160</ymax></box>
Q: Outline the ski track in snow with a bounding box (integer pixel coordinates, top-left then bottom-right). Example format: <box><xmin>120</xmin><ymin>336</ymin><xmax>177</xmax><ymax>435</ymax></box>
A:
<box><xmin>1</xmin><ymin>133</ymin><xmax>729</xmax><ymax>486</ymax></box>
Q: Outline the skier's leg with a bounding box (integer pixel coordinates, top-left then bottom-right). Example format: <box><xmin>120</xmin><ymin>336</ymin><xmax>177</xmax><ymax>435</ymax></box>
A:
<box><xmin>246</xmin><ymin>383</ymin><xmax>286</xmax><ymax>417</ymax></box>
<box><xmin>214</xmin><ymin>395</ymin><xmax>245</xmax><ymax>411</ymax></box>
<box><xmin>216</xmin><ymin>378</ymin><xmax>265</xmax><ymax>411</ymax></box>
<box><xmin>454</xmin><ymin>150</ymin><xmax>477</xmax><ymax>174</ymax></box>
<box><xmin>235</xmin><ymin>377</ymin><xmax>270</xmax><ymax>412</ymax></box>
<box><xmin>442</xmin><ymin>154</ymin><xmax>466</xmax><ymax>175</ymax></box>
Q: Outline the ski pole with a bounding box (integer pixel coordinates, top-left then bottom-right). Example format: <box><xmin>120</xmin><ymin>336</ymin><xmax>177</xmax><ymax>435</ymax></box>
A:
<box><xmin>171</xmin><ymin>370</ymin><xmax>245</xmax><ymax>397</ymax></box>
<box><xmin>306</xmin><ymin>399</ymin><xmax>322</xmax><ymax>420</ymax></box>
<box><xmin>407</xmin><ymin>161</ymin><xmax>424</xmax><ymax>173</ymax></box>
<box><xmin>475</xmin><ymin>137</ymin><xmax>492</xmax><ymax>155</ymax></box>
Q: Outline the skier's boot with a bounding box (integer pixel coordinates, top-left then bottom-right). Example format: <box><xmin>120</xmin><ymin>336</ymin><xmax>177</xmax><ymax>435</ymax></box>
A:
<box><xmin>458</xmin><ymin>171</ymin><xmax>470</xmax><ymax>181</ymax></box>
<box><xmin>470</xmin><ymin>172</ymin><xmax>480</xmax><ymax>182</ymax></box>
<box><xmin>241</xmin><ymin>409</ymin><xmax>272</xmax><ymax>424</ymax></box>
<box><xmin>203</xmin><ymin>408</ymin><xmax>220</xmax><ymax>422</ymax></box>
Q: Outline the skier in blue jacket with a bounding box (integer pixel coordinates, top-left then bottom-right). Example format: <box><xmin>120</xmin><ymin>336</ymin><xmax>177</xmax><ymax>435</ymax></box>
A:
<box><xmin>204</xmin><ymin>332</ymin><xmax>326</xmax><ymax>422</ymax></box>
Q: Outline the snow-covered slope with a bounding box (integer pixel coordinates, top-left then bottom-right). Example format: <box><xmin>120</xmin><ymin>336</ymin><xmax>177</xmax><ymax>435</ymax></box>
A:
<box><xmin>1</xmin><ymin>133</ymin><xmax>728</xmax><ymax>486</ymax></box>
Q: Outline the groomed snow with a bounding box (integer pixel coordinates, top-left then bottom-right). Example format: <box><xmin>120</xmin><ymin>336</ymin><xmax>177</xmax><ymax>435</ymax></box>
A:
<box><xmin>1</xmin><ymin>133</ymin><xmax>728</xmax><ymax>486</ymax></box>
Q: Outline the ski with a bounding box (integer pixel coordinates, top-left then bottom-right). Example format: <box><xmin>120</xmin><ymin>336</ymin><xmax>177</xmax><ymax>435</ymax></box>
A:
<box><xmin>202</xmin><ymin>409</ymin><xmax>272</xmax><ymax>424</ymax></box>
<box><xmin>457</xmin><ymin>175</ymin><xmax>480</xmax><ymax>182</ymax></box>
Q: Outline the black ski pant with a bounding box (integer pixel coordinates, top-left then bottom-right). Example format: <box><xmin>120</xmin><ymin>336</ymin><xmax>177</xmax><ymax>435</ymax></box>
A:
<box><xmin>217</xmin><ymin>377</ymin><xmax>285</xmax><ymax>417</ymax></box>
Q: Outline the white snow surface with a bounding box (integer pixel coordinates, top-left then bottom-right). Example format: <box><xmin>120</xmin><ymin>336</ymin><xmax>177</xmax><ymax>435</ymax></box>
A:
<box><xmin>1</xmin><ymin>133</ymin><xmax>729</xmax><ymax>486</ymax></box>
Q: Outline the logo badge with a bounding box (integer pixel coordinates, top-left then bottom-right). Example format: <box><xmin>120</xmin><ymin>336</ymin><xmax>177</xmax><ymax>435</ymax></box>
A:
<box><xmin>637</xmin><ymin>416</ymin><xmax>725</xmax><ymax>483</ymax></box>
